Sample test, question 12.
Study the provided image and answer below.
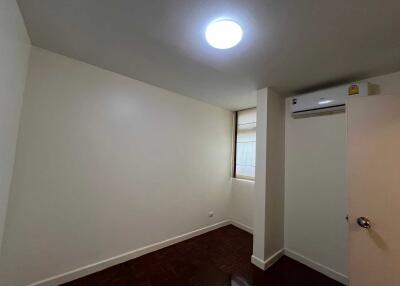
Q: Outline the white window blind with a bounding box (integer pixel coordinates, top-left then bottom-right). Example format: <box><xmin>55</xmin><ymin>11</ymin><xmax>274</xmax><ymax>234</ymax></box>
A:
<box><xmin>235</xmin><ymin>108</ymin><xmax>256</xmax><ymax>180</ymax></box>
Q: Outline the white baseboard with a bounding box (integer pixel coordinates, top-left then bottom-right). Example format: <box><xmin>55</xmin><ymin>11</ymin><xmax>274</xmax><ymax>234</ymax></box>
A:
<box><xmin>284</xmin><ymin>249</ymin><xmax>348</xmax><ymax>285</ymax></box>
<box><xmin>230</xmin><ymin>220</ymin><xmax>253</xmax><ymax>234</ymax></box>
<box><xmin>27</xmin><ymin>223</ymin><xmax>349</xmax><ymax>286</ymax></box>
<box><xmin>28</xmin><ymin>220</ymin><xmax>231</xmax><ymax>286</ymax></box>
<box><xmin>251</xmin><ymin>249</ymin><xmax>284</xmax><ymax>270</ymax></box>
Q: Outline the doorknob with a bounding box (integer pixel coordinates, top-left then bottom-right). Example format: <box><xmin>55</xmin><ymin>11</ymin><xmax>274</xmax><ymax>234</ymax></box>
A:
<box><xmin>357</xmin><ymin>217</ymin><xmax>371</xmax><ymax>229</ymax></box>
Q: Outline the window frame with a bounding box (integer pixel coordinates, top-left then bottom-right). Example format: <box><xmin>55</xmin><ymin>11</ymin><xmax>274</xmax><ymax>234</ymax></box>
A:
<box><xmin>233</xmin><ymin>108</ymin><xmax>256</xmax><ymax>181</ymax></box>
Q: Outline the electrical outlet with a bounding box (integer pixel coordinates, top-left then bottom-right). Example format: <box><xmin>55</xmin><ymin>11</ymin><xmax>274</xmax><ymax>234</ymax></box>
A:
<box><xmin>208</xmin><ymin>211</ymin><xmax>214</xmax><ymax>218</ymax></box>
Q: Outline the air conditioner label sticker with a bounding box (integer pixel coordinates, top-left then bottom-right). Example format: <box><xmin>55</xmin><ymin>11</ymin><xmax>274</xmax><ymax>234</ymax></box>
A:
<box><xmin>348</xmin><ymin>84</ymin><xmax>359</xmax><ymax>96</ymax></box>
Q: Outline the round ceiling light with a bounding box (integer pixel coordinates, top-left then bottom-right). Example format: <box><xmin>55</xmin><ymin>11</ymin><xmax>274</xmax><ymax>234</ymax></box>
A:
<box><xmin>205</xmin><ymin>19</ymin><xmax>243</xmax><ymax>49</ymax></box>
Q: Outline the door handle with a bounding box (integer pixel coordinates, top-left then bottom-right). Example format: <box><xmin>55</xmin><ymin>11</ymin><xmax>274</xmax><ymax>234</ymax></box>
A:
<box><xmin>357</xmin><ymin>217</ymin><xmax>371</xmax><ymax>229</ymax></box>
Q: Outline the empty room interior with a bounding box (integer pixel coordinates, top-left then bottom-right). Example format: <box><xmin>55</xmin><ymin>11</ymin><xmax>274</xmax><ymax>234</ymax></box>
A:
<box><xmin>1</xmin><ymin>0</ymin><xmax>400</xmax><ymax>285</ymax></box>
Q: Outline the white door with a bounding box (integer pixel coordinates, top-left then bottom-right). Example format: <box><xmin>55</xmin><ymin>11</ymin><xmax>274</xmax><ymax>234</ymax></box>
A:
<box><xmin>347</xmin><ymin>95</ymin><xmax>400</xmax><ymax>286</ymax></box>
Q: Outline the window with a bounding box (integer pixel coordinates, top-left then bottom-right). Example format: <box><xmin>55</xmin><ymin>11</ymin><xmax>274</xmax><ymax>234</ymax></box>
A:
<box><xmin>234</xmin><ymin>108</ymin><xmax>256</xmax><ymax>180</ymax></box>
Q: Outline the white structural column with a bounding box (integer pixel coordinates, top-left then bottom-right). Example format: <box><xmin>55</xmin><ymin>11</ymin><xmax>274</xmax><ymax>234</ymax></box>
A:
<box><xmin>251</xmin><ymin>88</ymin><xmax>285</xmax><ymax>270</ymax></box>
<box><xmin>252</xmin><ymin>88</ymin><xmax>268</xmax><ymax>266</ymax></box>
<box><xmin>0</xmin><ymin>0</ymin><xmax>31</xmax><ymax>253</ymax></box>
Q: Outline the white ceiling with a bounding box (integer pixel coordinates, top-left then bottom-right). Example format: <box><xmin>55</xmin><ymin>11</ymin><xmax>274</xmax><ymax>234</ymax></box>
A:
<box><xmin>17</xmin><ymin>0</ymin><xmax>400</xmax><ymax>110</ymax></box>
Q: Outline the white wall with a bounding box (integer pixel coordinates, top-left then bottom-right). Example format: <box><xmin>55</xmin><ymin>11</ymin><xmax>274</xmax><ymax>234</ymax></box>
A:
<box><xmin>0</xmin><ymin>0</ymin><xmax>31</xmax><ymax>252</ymax></box>
<box><xmin>364</xmin><ymin>71</ymin><xmax>400</xmax><ymax>95</ymax></box>
<box><xmin>284</xmin><ymin>70</ymin><xmax>400</xmax><ymax>282</ymax></box>
<box><xmin>229</xmin><ymin>179</ymin><xmax>254</xmax><ymax>230</ymax></box>
<box><xmin>0</xmin><ymin>47</ymin><xmax>233</xmax><ymax>286</ymax></box>
<box><xmin>284</xmin><ymin>107</ymin><xmax>348</xmax><ymax>278</ymax></box>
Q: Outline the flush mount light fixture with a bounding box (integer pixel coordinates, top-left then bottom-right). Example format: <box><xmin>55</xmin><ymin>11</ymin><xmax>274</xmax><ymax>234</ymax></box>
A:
<box><xmin>205</xmin><ymin>19</ymin><xmax>243</xmax><ymax>49</ymax></box>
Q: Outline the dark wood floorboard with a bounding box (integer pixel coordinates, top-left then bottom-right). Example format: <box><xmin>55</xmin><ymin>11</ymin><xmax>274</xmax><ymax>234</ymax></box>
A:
<box><xmin>63</xmin><ymin>225</ymin><xmax>344</xmax><ymax>286</ymax></box>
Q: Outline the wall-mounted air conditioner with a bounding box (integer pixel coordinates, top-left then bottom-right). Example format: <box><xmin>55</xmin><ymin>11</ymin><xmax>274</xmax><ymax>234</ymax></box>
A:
<box><xmin>290</xmin><ymin>82</ymin><xmax>371</xmax><ymax>118</ymax></box>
